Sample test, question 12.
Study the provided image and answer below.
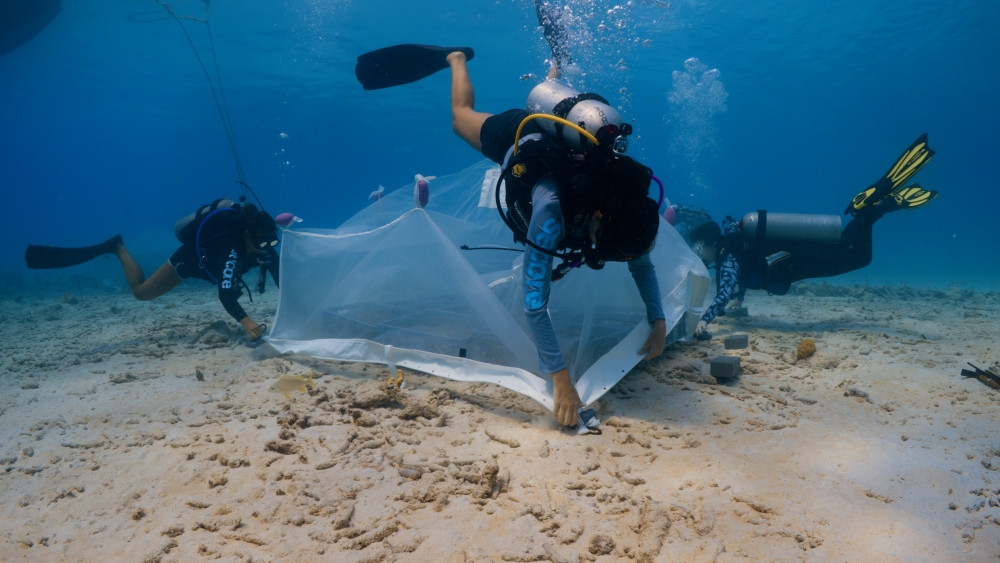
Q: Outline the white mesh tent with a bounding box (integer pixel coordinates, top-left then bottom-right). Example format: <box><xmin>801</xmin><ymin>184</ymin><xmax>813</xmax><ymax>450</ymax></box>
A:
<box><xmin>267</xmin><ymin>159</ymin><xmax>710</xmax><ymax>410</ymax></box>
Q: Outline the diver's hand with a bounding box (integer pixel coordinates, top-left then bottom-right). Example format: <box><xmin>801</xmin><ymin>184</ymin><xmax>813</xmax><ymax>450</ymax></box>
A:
<box><xmin>639</xmin><ymin>318</ymin><xmax>667</xmax><ymax>360</ymax></box>
<box><xmin>240</xmin><ymin>317</ymin><xmax>264</xmax><ymax>340</ymax></box>
<box><xmin>551</xmin><ymin>369</ymin><xmax>583</xmax><ymax>427</ymax></box>
<box><xmin>695</xmin><ymin>320</ymin><xmax>709</xmax><ymax>336</ymax></box>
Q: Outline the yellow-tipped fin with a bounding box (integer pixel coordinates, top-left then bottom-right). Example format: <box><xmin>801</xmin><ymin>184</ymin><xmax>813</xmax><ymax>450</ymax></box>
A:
<box><xmin>886</xmin><ymin>183</ymin><xmax>938</xmax><ymax>210</ymax></box>
<box><xmin>847</xmin><ymin>134</ymin><xmax>934</xmax><ymax>214</ymax></box>
<box><xmin>884</xmin><ymin>134</ymin><xmax>933</xmax><ymax>190</ymax></box>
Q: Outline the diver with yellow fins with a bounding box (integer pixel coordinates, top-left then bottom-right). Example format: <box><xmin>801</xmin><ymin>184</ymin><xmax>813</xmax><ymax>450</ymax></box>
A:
<box><xmin>688</xmin><ymin>134</ymin><xmax>939</xmax><ymax>338</ymax></box>
<box><xmin>355</xmin><ymin>0</ymin><xmax>667</xmax><ymax>429</ymax></box>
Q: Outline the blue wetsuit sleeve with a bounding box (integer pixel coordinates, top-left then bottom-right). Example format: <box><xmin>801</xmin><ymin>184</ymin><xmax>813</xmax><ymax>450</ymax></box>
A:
<box><xmin>628</xmin><ymin>254</ymin><xmax>664</xmax><ymax>323</ymax></box>
<box><xmin>702</xmin><ymin>253</ymin><xmax>739</xmax><ymax>324</ymax></box>
<box><xmin>522</xmin><ymin>178</ymin><xmax>566</xmax><ymax>374</ymax></box>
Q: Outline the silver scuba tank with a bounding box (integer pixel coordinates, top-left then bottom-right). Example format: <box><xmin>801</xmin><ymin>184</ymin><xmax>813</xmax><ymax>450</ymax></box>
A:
<box><xmin>526</xmin><ymin>80</ymin><xmax>624</xmax><ymax>150</ymax></box>
<box><xmin>739</xmin><ymin>210</ymin><xmax>842</xmax><ymax>243</ymax></box>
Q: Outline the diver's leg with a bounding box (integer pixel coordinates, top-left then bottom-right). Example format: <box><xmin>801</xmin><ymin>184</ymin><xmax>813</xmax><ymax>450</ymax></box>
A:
<box><xmin>447</xmin><ymin>51</ymin><xmax>491</xmax><ymax>152</ymax></box>
<box><xmin>128</xmin><ymin>262</ymin><xmax>183</xmax><ymax>301</ymax></box>
<box><xmin>787</xmin><ymin>217</ymin><xmax>876</xmax><ymax>282</ymax></box>
<box><xmin>837</xmin><ymin>215</ymin><xmax>876</xmax><ymax>272</ymax></box>
<box><xmin>114</xmin><ymin>243</ymin><xmax>146</xmax><ymax>290</ymax></box>
<box><xmin>535</xmin><ymin>0</ymin><xmax>569</xmax><ymax>78</ymax></box>
<box><xmin>115</xmin><ymin>242</ymin><xmax>182</xmax><ymax>301</ymax></box>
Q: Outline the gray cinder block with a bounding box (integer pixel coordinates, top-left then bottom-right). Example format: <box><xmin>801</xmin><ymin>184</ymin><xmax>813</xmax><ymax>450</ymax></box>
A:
<box><xmin>724</xmin><ymin>334</ymin><xmax>749</xmax><ymax>350</ymax></box>
<box><xmin>711</xmin><ymin>356</ymin><xmax>741</xmax><ymax>379</ymax></box>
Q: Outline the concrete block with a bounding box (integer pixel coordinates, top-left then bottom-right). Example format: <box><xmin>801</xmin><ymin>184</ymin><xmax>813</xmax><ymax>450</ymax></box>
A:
<box><xmin>711</xmin><ymin>356</ymin><xmax>741</xmax><ymax>379</ymax></box>
<box><xmin>724</xmin><ymin>333</ymin><xmax>749</xmax><ymax>350</ymax></box>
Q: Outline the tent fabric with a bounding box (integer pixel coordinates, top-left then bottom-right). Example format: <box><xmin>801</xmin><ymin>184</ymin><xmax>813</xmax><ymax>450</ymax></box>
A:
<box><xmin>267</xmin><ymin>159</ymin><xmax>710</xmax><ymax>410</ymax></box>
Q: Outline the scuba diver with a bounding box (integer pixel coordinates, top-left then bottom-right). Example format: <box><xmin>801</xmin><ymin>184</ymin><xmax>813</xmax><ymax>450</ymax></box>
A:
<box><xmin>688</xmin><ymin>134</ymin><xmax>939</xmax><ymax>338</ymax></box>
<box><xmin>354</xmin><ymin>1</ymin><xmax>667</xmax><ymax>428</ymax></box>
<box><xmin>25</xmin><ymin>199</ymin><xmax>280</xmax><ymax>341</ymax></box>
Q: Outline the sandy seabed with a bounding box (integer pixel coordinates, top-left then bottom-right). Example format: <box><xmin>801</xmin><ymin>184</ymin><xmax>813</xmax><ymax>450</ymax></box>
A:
<box><xmin>1</xmin><ymin>280</ymin><xmax>999</xmax><ymax>562</ymax></box>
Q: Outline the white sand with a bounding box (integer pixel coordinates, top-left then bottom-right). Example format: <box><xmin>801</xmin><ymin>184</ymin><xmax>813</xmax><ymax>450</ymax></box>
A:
<box><xmin>1</xmin><ymin>282</ymin><xmax>999</xmax><ymax>562</ymax></box>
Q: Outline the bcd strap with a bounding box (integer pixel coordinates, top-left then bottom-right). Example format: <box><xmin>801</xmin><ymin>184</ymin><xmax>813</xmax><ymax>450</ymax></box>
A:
<box><xmin>550</xmin><ymin>92</ymin><xmax>611</xmax><ymax>141</ymax></box>
<box><xmin>551</xmin><ymin>92</ymin><xmax>611</xmax><ymax>119</ymax></box>
<box><xmin>754</xmin><ymin>209</ymin><xmax>767</xmax><ymax>240</ymax></box>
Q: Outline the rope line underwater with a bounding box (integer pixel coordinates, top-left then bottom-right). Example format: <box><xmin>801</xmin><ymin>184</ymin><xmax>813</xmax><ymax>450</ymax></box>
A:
<box><xmin>129</xmin><ymin>0</ymin><xmax>260</xmax><ymax>208</ymax></box>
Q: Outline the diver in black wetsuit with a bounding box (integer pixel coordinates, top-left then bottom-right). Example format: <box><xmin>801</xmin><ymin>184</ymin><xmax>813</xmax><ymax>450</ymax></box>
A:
<box><xmin>25</xmin><ymin>202</ymin><xmax>279</xmax><ymax>341</ymax></box>
<box><xmin>687</xmin><ymin>134</ymin><xmax>940</xmax><ymax>338</ymax></box>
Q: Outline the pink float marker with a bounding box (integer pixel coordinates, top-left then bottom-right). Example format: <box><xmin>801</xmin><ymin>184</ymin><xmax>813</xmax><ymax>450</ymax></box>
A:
<box><xmin>275</xmin><ymin>212</ymin><xmax>301</xmax><ymax>228</ymax></box>
<box><xmin>663</xmin><ymin>206</ymin><xmax>677</xmax><ymax>225</ymax></box>
<box><xmin>414</xmin><ymin>174</ymin><xmax>436</xmax><ymax>208</ymax></box>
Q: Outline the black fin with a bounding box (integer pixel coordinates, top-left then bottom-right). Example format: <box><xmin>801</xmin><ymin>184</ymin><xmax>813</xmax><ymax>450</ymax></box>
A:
<box><xmin>25</xmin><ymin>234</ymin><xmax>122</xmax><ymax>269</ymax></box>
<box><xmin>355</xmin><ymin>44</ymin><xmax>474</xmax><ymax>90</ymax></box>
<box><xmin>535</xmin><ymin>0</ymin><xmax>572</xmax><ymax>67</ymax></box>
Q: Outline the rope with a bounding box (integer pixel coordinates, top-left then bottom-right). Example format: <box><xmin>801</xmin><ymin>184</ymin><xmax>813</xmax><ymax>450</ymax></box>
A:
<box><xmin>132</xmin><ymin>1</ymin><xmax>254</xmax><ymax>204</ymax></box>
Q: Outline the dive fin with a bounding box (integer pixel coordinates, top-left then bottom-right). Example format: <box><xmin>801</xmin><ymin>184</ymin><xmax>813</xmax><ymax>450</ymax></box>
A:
<box><xmin>25</xmin><ymin>234</ymin><xmax>122</xmax><ymax>269</ymax></box>
<box><xmin>355</xmin><ymin>44</ymin><xmax>474</xmax><ymax>90</ymax></box>
<box><xmin>535</xmin><ymin>0</ymin><xmax>572</xmax><ymax>67</ymax></box>
<box><xmin>846</xmin><ymin>133</ymin><xmax>934</xmax><ymax>215</ymax></box>
<box><xmin>882</xmin><ymin>183</ymin><xmax>938</xmax><ymax>211</ymax></box>
<box><xmin>961</xmin><ymin>363</ymin><xmax>1000</xmax><ymax>390</ymax></box>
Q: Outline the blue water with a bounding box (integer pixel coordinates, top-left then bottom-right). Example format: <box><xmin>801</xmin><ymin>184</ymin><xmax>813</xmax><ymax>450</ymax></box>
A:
<box><xmin>2</xmin><ymin>0</ymin><xmax>998</xmax><ymax>290</ymax></box>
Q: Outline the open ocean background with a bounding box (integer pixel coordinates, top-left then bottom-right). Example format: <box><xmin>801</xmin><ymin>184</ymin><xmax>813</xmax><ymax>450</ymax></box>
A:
<box><xmin>2</xmin><ymin>0</ymin><xmax>998</xmax><ymax>292</ymax></box>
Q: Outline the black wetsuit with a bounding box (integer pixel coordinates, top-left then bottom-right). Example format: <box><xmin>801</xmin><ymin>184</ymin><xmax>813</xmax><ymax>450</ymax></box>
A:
<box><xmin>168</xmin><ymin>209</ymin><xmax>279</xmax><ymax>323</ymax></box>
<box><xmin>702</xmin><ymin>213</ymin><xmax>876</xmax><ymax>323</ymax></box>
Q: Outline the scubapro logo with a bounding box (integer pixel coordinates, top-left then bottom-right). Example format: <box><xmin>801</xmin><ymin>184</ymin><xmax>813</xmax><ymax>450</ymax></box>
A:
<box><xmin>221</xmin><ymin>249</ymin><xmax>238</xmax><ymax>288</ymax></box>
<box><xmin>524</xmin><ymin>217</ymin><xmax>561</xmax><ymax>310</ymax></box>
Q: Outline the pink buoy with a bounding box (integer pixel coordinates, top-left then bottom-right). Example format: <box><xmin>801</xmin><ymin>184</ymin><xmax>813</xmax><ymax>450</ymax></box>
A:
<box><xmin>663</xmin><ymin>206</ymin><xmax>677</xmax><ymax>225</ymax></box>
<box><xmin>275</xmin><ymin>213</ymin><xmax>302</xmax><ymax>229</ymax></box>
<box><xmin>414</xmin><ymin>180</ymin><xmax>428</xmax><ymax>207</ymax></box>
<box><xmin>413</xmin><ymin>174</ymin><xmax>435</xmax><ymax>208</ymax></box>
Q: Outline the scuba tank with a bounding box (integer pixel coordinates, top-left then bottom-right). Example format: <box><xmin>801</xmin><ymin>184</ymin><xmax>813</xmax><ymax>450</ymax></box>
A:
<box><xmin>174</xmin><ymin>198</ymin><xmax>237</xmax><ymax>244</ymax></box>
<box><xmin>526</xmin><ymin>80</ymin><xmax>627</xmax><ymax>151</ymax></box>
<box><xmin>737</xmin><ymin>210</ymin><xmax>842</xmax><ymax>243</ymax></box>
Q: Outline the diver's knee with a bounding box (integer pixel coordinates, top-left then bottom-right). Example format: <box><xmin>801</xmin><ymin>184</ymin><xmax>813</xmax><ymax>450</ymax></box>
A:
<box><xmin>131</xmin><ymin>290</ymin><xmax>154</xmax><ymax>302</ymax></box>
<box><xmin>131</xmin><ymin>286</ymin><xmax>157</xmax><ymax>301</ymax></box>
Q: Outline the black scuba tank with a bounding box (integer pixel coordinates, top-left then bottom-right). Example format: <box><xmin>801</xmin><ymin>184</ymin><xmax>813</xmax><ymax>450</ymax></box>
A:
<box><xmin>737</xmin><ymin>210</ymin><xmax>841</xmax><ymax>244</ymax></box>
<box><xmin>174</xmin><ymin>199</ymin><xmax>237</xmax><ymax>244</ymax></box>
